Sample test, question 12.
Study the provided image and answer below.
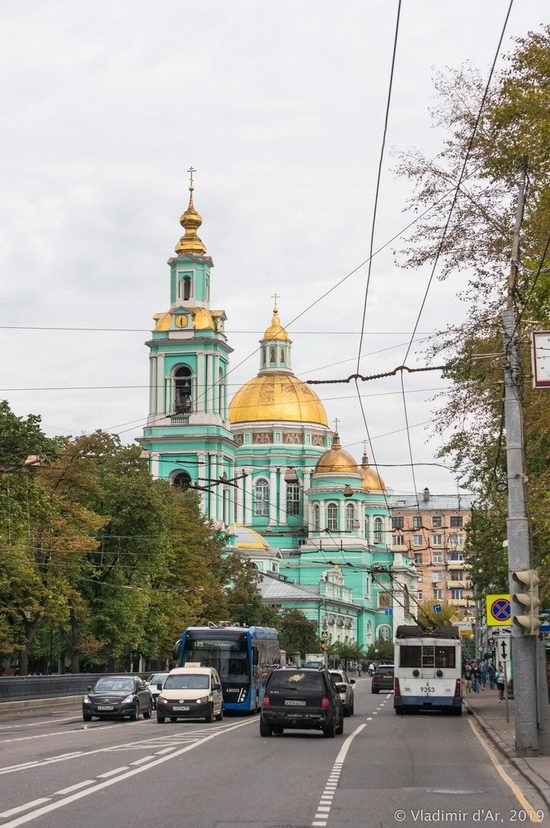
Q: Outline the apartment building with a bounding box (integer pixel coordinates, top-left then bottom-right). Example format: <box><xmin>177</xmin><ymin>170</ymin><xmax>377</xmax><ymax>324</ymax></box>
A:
<box><xmin>389</xmin><ymin>488</ymin><xmax>475</xmax><ymax>614</ymax></box>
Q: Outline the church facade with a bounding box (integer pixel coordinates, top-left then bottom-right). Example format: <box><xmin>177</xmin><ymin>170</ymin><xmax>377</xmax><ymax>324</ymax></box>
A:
<box><xmin>139</xmin><ymin>183</ymin><xmax>415</xmax><ymax>648</ymax></box>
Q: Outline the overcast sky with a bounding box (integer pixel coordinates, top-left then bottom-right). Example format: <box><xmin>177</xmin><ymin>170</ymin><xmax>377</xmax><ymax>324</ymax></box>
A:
<box><xmin>0</xmin><ymin>0</ymin><xmax>546</xmax><ymax>495</ymax></box>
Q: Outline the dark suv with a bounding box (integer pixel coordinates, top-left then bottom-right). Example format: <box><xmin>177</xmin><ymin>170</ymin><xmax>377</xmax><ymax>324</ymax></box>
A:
<box><xmin>260</xmin><ymin>668</ymin><xmax>344</xmax><ymax>738</ymax></box>
<box><xmin>371</xmin><ymin>664</ymin><xmax>394</xmax><ymax>693</ymax></box>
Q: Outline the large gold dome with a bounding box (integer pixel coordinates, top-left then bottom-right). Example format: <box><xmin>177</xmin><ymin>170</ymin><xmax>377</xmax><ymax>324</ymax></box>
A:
<box><xmin>229</xmin><ymin>374</ymin><xmax>328</xmax><ymax>425</ymax></box>
<box><xmin>315</xmin><ymin>435</ymin><xmax>361</xmax><ymax>476</ymax></box>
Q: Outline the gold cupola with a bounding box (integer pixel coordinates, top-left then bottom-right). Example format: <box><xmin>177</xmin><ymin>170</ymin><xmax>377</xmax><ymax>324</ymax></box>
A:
<box><xmin>360</xmin><ymin>447</ymin><xmax>385</xmax><ymax>490</ymax></box>
<box><xmin>263</xmin><ymin>307</ymin><xmax>289</xmax><ymax>343</ymax></box>
<box><xmin>175</xmin><ymin>170</ymin><xmax>207</xmax><ymax>256</ymax></box>
<box><xmin>314</xmin><ymin>433</ymin><xmax>362</xmax><ymax>477</ymax></box>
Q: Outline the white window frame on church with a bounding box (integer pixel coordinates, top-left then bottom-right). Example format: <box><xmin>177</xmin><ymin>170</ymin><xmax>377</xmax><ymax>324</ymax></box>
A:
<box><xmin>172</xmin><ymin>364</ymin><xmax>194</xmax><ymax>415</ymax></box>
<box><xmin>327</xmin><ymin>502</ymin><xmax>338</xmax><ymax>532</ymax></box>
<box><xmin>364</xmin><ymin>512</ymin><xmax>370</xmax><ymax>542</ymax></box>
<box><xmin>286</xmin><ymin>483</ymin><xmax>300</xmax><ymax>516</ymax></box>
<box><xmin>313</xmin><ymin>503</ymin><xmax>320</xmax><ymax>530</ymax></box>
<box><xmin>177</xmin><ymin>272</ymin><xmax>193</xmax><ymax>301</ymax></box>
<box><xmin>345</xmin><ymin>503</ymin><xmax>355</xmax><ymax>531</ymax></box>
<box><xmin>374</xmin><ymin>517</ymin><xmax>383</xmax><ymax>544</ymax></box>
<box><xmin>254</xmin><ymin>478</ymin><xmax>270</xmax><ymax>516</ymax></box>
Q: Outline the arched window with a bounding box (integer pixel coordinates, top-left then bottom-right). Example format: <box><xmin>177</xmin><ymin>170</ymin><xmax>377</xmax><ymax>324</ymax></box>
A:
<box><xmin>280</xmin><ymin>348</ymin><xmax>285</xmax><ymax>364</ymax></box>
<box><xmin>313</xmin><ymin>504</ymin><xmax>320</xmax><ymax>530</ymax></box>
<box><xmin>262</xmin><ymin>348</ymin><xmax>267</xmax><ymax>365</ymax></box>
<box><xmin>374</xmin><ymin>517</ymin><xmax>383</xmax><ymax>544</ymax></box>
<box><xmin>173</xmin><ymin>470</ymin><xmax>191</xmax><ymax>490</ymax></box>
<box><xmin>327</xmin><ymin>502</ymin><xmax>338</xmax><ymax>531</ymax></box>
<box><xmin>255</xmin><ymin>478</ymin><xmax>269</xmax><ymax>516</ymax></box>
<box><xmin>378</xmin><ymin>625</ymin><xmax>391</xmax><ymax>642</ymax></box>
<box><xmin>183</xmin><ymin>276</ymin><xmax>192</xmax><ymax>300</ymax></box>
<box><xmin>270</xmin><ymin>347</ymin><xmax>276</xmax><ymax>363</ymax></box>
<box><xmin>346</xmin><ymin>502</ymin><xmax>355</xmax><ymax>531</ymax></box>
<box><xmin>366</xmin><ymin>620</ymin><xmax>373</xmax><ymax>645</ymax></box>
<box><xmin>174</xmin><ymin>366</ymin><xmax>192</xmax><ymax>414</ymax></box>
<box><xmin>364</xmin><ymin>511</ymin><xmax>370</xmax><ymax>542</ymax></box>
<box><xmin>286</xmin><ymin>482</ymin><xmax>300</xmax><ymax>516</ymax></box>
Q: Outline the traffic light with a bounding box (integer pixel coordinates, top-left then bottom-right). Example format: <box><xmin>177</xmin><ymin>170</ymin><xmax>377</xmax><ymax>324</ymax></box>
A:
<box><xmin>511</xmin><ymin>569</ymin><xmax>540</xmax><ymax>635</ymax></box>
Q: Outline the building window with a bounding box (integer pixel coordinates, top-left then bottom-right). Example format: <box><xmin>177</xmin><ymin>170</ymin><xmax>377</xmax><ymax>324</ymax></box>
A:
<box><xmin>432</xmin><ymin>571</ymin><xmax>441</xmax><ymax>582</ymax></box>
<box><xmin>416</xmin><ymin>590</ymin><xmax>423</xmax><ymax>600</ymax></box>
<box><xmin>173</xmin><ymin>470</ymin><xmax>191</xmax><ymax>489</ymax></box>
<box><xmin>451</xmin><ymin>588</ymin><xmax>464</xmax><ymax>601</ymax></box>
<box><xmin>432</xmin><ymin>516</ymin><xmax>442</xmax><ymax>529</ymax></box>
<box><xmin>286</xmin><ymin>483</ymin><xmax>300</xmax><ymax>516</ymax></box>
<box><xmin>270</xmin><ymin>347</ymin><xmax>276</xmax><ymax>363</ymax></box>
<box><xmin>327</xmin><ymin>503</ymin><xmax>338</xmax><ymax>531</ymax></box>
<box><xmin>364</xmin><ymin>512</ymin><xmax>370</xmax><ymax>541</ymax></box>
<box><xmin>448</xmin><ymin>570</ymin><xmax>463</xmax><ymax>581</ymax></box>
<box><xmin>392</xmin><ymin>516</ymin><xmax>404</xmax><ymax>529</ymax></box>
<box><xmin>413</xmin><ymin>515</ymin><xmax>422</xmax><ymax>530</ymax></box>
<box><xmin>313</xmin><ymin>504</ymin><xmax>320</xmax><ymax>530</ymax></box>
<box><xmin>346</xmin><ymin>503</ymin><xmax>355</xmax><ymax>531</ymax></box>
<box><xmin>450</xmin><ymin>516</ymin><xmax>463</xmax><ymax>528</ymax></box>
<box><xmin>183</xmin><ymin>275</ymin><xmax>192</xmax><ymax>300</ymax></box>
<box><xmin>414</xmin><ymin>553</ymin><xmax>423</xmax><ymax>565</ymax></box>
<box><xmin>280</xmin><ymin>348</ymin><xmax>285</xmax><ymax>364</ymax></box>
<box><xmin>274</xmin><ymin>431</ymin><xmax>282</xmax><ymax>443</ymax></box>
<box><xmin>374</xmin><ymin>517</ymin><xmax>383</xmax><ymax>544</ymax></box>
<box><xmin>432</xmin><ymin>534</ymin><xmax>443</xmax><ymax>546</ymax></box>
<box><xmin>378</xmin><ymin>625</ymin><xmax>391</xmax><ymax>642</ymax></box>
<box><xmin>174</xmin><ymin>365</ymin><xmax>193</xmax><ymax>414</ymax></box>
<box><xmin>255</xmin><ymin>478</ymin><xmax>269</xmax><ymax>516</ymax></box>
<box><xmin>433</xmin><ymin>588</ymin><xmax>443</xmax><ymax>600</ymax></box>
<box><xmin>450</xmin><ymin>551</ymin><xmax>464</xmax><ymax>561</ymax></box>
<box><xmin>449</xmin><ymin>533</ymin><xmax>463</xmax><ymax>546</ymax></box>
<box><xmin>413</xmin><ymin>535</ymin><xmax>422</xmax><ymax>546</ymax></box>
<box><xmin>394</xmin><ymin>534</ymin><xmax>405</xmax><ymax>546</ymax></box>
<box><xmin>244</xmin><ymin>433</ymin><xmax>252</xmax><ymax>444</ymax></box>
<box><xmin>432</xmin><ymin>552</ymin><xmax>442</xmax><ymax>564</ymax></box>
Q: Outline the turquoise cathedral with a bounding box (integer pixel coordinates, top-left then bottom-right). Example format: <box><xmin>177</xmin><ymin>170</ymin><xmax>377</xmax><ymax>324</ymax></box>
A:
<box><xmin>140</xmin><ymin>181</ymin><xmax>415</xmax><ymax>648</ymax></box>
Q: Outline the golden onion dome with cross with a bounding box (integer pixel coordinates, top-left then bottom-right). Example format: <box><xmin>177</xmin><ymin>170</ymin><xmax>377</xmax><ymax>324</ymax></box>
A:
<box><xmin>314</xmin><ymin>433</ymin><xmax>362</xmax><ymax>477</ymax></box>
<box><xmin>175</xmin><ymin>166</ymin><xmax>207</xmax><ymax>255</ymax></box>
<box><xmin>360</xmin><ymin>446</ymin><xmax>385</xmax><ymax>490</ymax></box>
<box><xmin>262</xmin><ymin>295</ymin><xmax>289</xmax><ymax>342</ymax></box>
<box><xmin>229</xmin><ymin>374</ymin><xmax>328</xmax><ymax>425</ymax></box>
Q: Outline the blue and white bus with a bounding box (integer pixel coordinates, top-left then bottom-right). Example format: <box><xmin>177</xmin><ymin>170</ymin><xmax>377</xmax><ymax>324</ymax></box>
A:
<box><xmin>174</xmin><ymin>626</ymin><xmax>280</xmax><ymax>713</ymax></box>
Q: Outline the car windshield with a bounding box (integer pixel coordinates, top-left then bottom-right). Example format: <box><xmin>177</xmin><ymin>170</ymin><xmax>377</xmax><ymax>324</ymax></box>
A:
<box><xmin>164</xmin><ymin>674</ymin><xmax>210</xmax><ymax>690</ymax></box>
<box><xmin>148</xmin><ymin>673</ymin><xmax>168</xmax><ymax>685</ymax></box>
<box><xmin>268</xmin><ymin>671</ymin><xmax>324</xmax><ymax>692</ymax></box>
<box><xmin>93</xmin><ymin>678</ymin><xmax>134</xmax><ymax>693</ymax></box>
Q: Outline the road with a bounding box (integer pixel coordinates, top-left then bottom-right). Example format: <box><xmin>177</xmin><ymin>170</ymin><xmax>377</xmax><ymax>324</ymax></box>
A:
<box><xmin>0</xmin><ymin>679</ymin><xmax>545</xmax><ymax>827</ymax></box>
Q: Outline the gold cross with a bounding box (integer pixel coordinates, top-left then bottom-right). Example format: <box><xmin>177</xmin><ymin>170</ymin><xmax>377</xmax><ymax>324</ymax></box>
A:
<box><xmin>363</xmin><ymin>440</ymin><xmax>368</xmax><ymax>455</ymax></box>
<box><xmin>334</xmin><ymin>417</ymin><xmax>340</xmax><ymax>433</ymax></box>
<box><xmin>271</xmin><ymin>292</ymin><xmax>280</xmax><ymax>311</ymax></box>
<box><xmin>187</xmin><ymin>166</ymin><xmax>196</xmax><ymax>190</ymax></box>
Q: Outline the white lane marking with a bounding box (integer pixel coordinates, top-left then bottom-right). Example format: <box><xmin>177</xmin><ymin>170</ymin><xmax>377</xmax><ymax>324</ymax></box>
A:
<box><xmin>0</xmin><ymin>716</ymin><xmax>78</xmax><ymax>732</ymax></box>
<box><xmin>98</xmin><ymin>766</ymin><xmax>129</xmax><ymax>778</ymax></box>
<box><xmin>335</xmin><ymin>723</ymin><xmax>365</xmax><ymax>764</ymax></box>
<box><xmin>317</xmin><ymin>807</ymin><xmax>331</xmax><ymax>813</ymax></box>
<box><xmin>311</xmin><ymin>723</ymin><xmax>366</xmax><ymax>827</ymax></box>
<box><xmin>0</xmin><ymin>799</ymin><xmax>51</xmax><ymax>818</ymax></box>
<box><xmin>155</xmin><ymin>747</ymin><xmax>176</xmax><ymax>755</ymax></box>
<box><xmin>53</xmin><ymin>780</ymin><xmax>95</xmax><ymax>796</ymax></box>
<box><xmin>130</xmin><ymin>755</ymin><xmax>155</xmax><ymax>766</ymax></box>
<box><xmin>312</xmin><ymin>822</ymin><xmax>327</xmax><ymax>827</ymax></box>
<box><xmin>366</xmin><ymin>716</ymin><xmax>372</xmax><ymax>720</ymax></box>
<box><xmin>1</xmin><ymin>719</ymin><xmax>255</xmax><ymax>828</ymax></box>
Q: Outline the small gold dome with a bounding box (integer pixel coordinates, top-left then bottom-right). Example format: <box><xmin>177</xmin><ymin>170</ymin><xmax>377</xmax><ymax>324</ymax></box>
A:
<box><xmin>193</xmin><ymin>308</ymin><xmax>215</xmax><ymax>330</ymax></box>
<box><xmin>153</xmin><ymin>311</ymin><xmax>171</xmax><ymax>331</ymax></box>
<box><xmin>361</xmin><ymin>451</ymin><xmax>385</xmax><ymax>490</ymax></box>
<box><xmin>263</xmin><ymin>308</ymin><xmax>289</xmax><ymax>342</ymax></box>
<box><xmin>175</xmin><ymin>188</ymin><xmax>207</xmax><ymax>255</ymax></box>
<box><xmin>314</xmin><ymin>434</ymin><xmax>362</xmax><ymax>476</ymax></box>
<box><xmin>229</xmin><ymin>374</ymin><xmax>328</xmax><ymax>425</ymax></box>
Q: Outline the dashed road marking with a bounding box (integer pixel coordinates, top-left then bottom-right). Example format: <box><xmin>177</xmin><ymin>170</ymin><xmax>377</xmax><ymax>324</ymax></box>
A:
<box><xmin>98</xmin><ymin>766</ymin><xmax>129</xmax><ymax>778</ymax></box>
<box><xmin>130</xmin><ymin>755</ymin><xmax>155</xmax><ymax>766</ymax></box>
<box><xmin>0</xmin><ymin>799</ymin><xmax>51</xmax><ymax>819</ymax></box>
<box><xmin>53</xmin><ymin>780</ymin><xmax>95</xmax><ymax>796</ymax></box>
<box><xmin>311</xmin><ymin>724</ymin><xmax>365</xmax><ymax>827</ymax></box>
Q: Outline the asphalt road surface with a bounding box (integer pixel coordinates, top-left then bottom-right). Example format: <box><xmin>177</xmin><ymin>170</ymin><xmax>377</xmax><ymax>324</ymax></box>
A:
<box><xmin>0</xmin><ymin>679</ymin><xmax>546</xmax><ymax>828</ymax></box>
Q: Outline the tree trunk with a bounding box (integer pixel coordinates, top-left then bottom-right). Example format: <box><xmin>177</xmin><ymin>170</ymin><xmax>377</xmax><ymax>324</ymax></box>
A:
<box><xmin>19</xmin><ymin>648</ymin><xmax>29</xmax><ymax>676</ymax></box>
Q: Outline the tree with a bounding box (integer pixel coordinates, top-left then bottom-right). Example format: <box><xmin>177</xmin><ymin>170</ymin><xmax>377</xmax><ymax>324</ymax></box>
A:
<box><xmin>364</xmin><ymin>641</ymin><xmax>394</xmax><ymax>664</ymax></box>
<box><xmin>417</xmin><ymin>601</ymin><xmax>459</xmax><ymax>628</ymax></box>
<box><xmin>276</xmin><ymin>609</ymin><xmax>319</xmax><ymax>656</ymax></box>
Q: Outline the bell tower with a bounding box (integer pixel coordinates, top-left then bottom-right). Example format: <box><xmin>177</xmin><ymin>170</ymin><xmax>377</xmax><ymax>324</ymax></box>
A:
<box><xmin>139</xmin><ymin>170</ymin><xmax>235</xmax><ymax>526</ymax></box>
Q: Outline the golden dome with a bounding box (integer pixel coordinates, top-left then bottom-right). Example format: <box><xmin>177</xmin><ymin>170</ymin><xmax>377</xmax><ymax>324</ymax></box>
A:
<box><xmin>361</xmin><ymin>451</ymin><xmax>385</xmax><ymax>490</ymax></box>
<box><xmin>314</xmin><ymin>434</ymin><xmax>362</xmax><ymax>476</ymax></box>
<box><xmin>175</xmin><ymin>186</ymin><xmax>207</xmax><ymax>255</ymax></box>
<box><xmin>193</xmin><ymin>308</ymin><xmax>215</xmax><ymax>330</ymax></box>
<box><xmin>153</xmin><ymin>311</ymin><xmax>172</xmax><ymax>331</ymax></box>
<box><xmin>263</xmin><ymin>308</ymin><xmax>289</xmax><ymax>342</ymax></box>
<box><xmin>229</xmin><ymin>374</ymin><xmax>328</xmax><ymax>425</ymax></box>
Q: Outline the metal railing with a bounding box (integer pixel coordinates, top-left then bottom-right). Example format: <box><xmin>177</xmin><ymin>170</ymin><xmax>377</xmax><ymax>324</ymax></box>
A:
<box><xmin>0</xmin><ymin>673</ymin><xmax>150</xmax><ymax>702</ymax></box>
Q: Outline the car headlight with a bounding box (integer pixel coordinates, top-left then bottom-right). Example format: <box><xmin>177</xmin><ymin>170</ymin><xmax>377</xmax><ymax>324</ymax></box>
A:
<box><xmin>122</xmin><ymin>694</ymin><xmax>135</xmax><ymax>704</ymax></box>
<box><xmin>195</xmin><ymin>697</ymin><xmax>207</xmax><ymax>704</ymax></box>
<box><xmin>158</xmin><ymin>697</ymin><xmax>168</xmax><ymax>704</ymax></box>
<box><xmin>83</xmin><ymin>695</ymin><xmax>91</xmax><ymax>704</ymax></box>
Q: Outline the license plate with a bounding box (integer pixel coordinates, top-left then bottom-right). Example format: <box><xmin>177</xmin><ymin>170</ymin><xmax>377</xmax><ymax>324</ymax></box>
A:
<box><xmin>284</xmin><ymin>699</ymin><xmax>306</xmax><ymax>706</ymax></box>
<box><xmin>97</xmin><ymin>705</ymin><xmax>114</xmax><ymax>711</ymax></box>
<box><xmin>173</xmin><ymin>706</ymin><xmax>190</xmax><ymax>711</ymax></box>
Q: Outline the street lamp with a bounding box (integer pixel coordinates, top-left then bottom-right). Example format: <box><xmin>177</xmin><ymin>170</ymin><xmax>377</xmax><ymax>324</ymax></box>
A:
<box><xmin>284</xmin><ymin>467</ymin><xmax>299</xmax><ymax>484</ymax></box>
<box><xmin>343</xmin><ymin>485</ymin><xmax>354</xmax><ymax>498</ymax></box>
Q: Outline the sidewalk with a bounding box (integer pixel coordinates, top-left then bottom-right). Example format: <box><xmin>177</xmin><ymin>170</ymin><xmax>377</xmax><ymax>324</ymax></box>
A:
<box><xmin>464</xmin><ymin>687</ymin><xmax>550</xmax><ymax>808</ymax></box>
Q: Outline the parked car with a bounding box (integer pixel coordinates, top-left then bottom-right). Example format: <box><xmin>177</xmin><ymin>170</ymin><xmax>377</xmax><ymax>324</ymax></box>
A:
<box><xmin>156</xmin><ymin>666</ymin><xmax>223</xmax><ymax>723</ymax></box>
<box><xmin>260</xmin><ymin>667</ymin><xmax>344</xmax><ymax>738</ymax></box>
<box><xmin>371</xmin><ymin>664</ymin><xmax>394</xmax><ymax>694</ymax></box>
<box><xmin>146</xmin><ymin>672</ymin><xmax>169</xmax><ymax>708</ymax></box>
<box><xmin>82</xmin><ymin>676</ymin><xmax>152</xmax><ymax>721</ymax></box>
<box><xmin>329</xmin><ymin>669</ymin><xmax>356</xmax><ymax>716</ymax></box>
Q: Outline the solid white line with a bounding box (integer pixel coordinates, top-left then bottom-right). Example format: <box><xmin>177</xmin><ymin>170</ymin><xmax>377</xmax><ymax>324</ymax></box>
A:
<box><xmin>155</xmin><ymin>747</ymin><xmax>176</xmax><ymax>755</ymax></box>
<box><xmin>335</xmin><ymin>723</ymin><xmax>366</xmax><ymax>764</ymax></box>
<box><xmin>1</xmin><ymin>719</ymin><xmax>254</xmax><ymax>828</ymax></box>
<box><xmin>0</xmin><ymin>799</ymin><xmax>51</xmax><ymax>818</ymax></box>
<box><xmin>130</xmin><ymin>755</ymin><xmax>155</xmax><ymax>766</ymax></box>
<box><xmin>53</xmin><ymin>780</ymin><xmax>95</xmax><ymax>796</ymax></box>
<box><xmin>98</xmin><ymin>766</ymin><xmax>129</xmax><ymax>778</ymax></box>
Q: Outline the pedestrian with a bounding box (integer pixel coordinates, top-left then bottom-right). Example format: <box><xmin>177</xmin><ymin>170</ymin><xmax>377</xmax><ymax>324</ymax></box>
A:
<box><xmin>472</xmin><ymin>662</ymin><xmax>481</xmax><ymax>693</ymax></box>
<box><xmin>368</xmin><ymin>662</ymin><xmax>374</xmax><ymax>676</ymax></box>
<box><xmin>488</xmin><ymin>664</ymin><xmax>496</xmax><ymax>689</ymax></box>
<box><xmin>357</xmin><ymin>665</ymin><xmax>362</xmax><ymax>678</ymax></box>
<box><xmin>495</xmin><ymin>664</ymin><xmax>505</xmax><ymax>701</ymax></box>
<box><xmin>479</xmin><ymin>659</ymin><xmax>487</xmax><ymax>690</ymax></box>
<box><xmin>463</xmin><ymin>662</ymin><xmax>472</xmax><ymax>693</ymax></box>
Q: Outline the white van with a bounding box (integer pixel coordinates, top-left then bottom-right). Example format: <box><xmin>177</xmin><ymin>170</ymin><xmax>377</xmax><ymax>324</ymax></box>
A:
<box><xmin>156</xmin><ymin>665</ymin><xmax>224</xmax><ymax>723</ymax></box>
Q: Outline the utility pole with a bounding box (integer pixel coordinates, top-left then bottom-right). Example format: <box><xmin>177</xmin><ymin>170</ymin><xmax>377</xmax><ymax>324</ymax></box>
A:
<box><xmin>502</xmin><ymin>159</ymin><xmax>538</xmax><ymax>756</ymax></box>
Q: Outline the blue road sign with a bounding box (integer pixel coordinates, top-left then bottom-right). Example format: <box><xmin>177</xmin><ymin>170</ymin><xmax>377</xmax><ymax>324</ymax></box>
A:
<box><xmin>433</xmin><ymin>604</ymin><xmax>442</xmax><ymax>613</ymax></box>
<box><xmin>384</xmin><ymin>608</ymin><xmax>393</xmax><ymax>616</ymax></box>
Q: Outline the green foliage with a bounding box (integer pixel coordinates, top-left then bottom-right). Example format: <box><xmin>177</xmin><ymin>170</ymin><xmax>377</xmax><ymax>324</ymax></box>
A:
<box><xmin>417</xmin><ymin>601</ymin><xmax>460</xmax><ymax>627</ymax></box>
<box><xmin>364</xmin><ymin>641</ymin><xmax>394</xmax><ymax>663</ymax></box>
<box><xmin>276</xmin><ymin>609</ymin><xmax>319</xmax><ymax>656</ymax></box>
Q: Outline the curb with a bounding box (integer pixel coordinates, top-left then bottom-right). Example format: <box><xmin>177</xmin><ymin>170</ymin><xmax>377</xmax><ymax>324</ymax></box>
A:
<box><xmin>464</xmin><ymin>700</ymin><xmax>550</xmax><ymax>809</ymax></box>
<box><xmin>0</xmin><ymin>695</ymin><xmax>82</xmax><ymax>714</ymax></box>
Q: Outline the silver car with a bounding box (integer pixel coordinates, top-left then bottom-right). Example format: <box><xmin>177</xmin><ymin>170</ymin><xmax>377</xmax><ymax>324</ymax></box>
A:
<box><xmin>146</xmin><ymin>672</ymin><xmax>169</xmax><ymax>708</ymax></box>
<box><xmin>330</xmin><ymin>669</ymin><xmax>356</xmax><ymax>716</ymax></box>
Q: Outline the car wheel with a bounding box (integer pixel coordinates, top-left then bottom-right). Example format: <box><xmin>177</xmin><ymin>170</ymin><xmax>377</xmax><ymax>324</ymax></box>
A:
<box><xmin>273</xmin><ymin>727</ymin><xmax>284</xmax><ymax>735</ymax></box>
<box><xmin>372</xmin><ymin>688</ymin><xmax>379</xmax><ymax>694</ymax></box>
<box><xmin>143</xmin><ymin>702</ymin><xmax>152</xmax><ymax>720</ymax></box>
<box><xmin>170</xmin><ymin>717</ymin><xmax>177</xmax><ymax>723</ymax></box>
<box><xmin>215</xmin><ymin>705</ymin><xmax>223</xmax><ymax>721</ymax></box>
<box><xmin>83</xmin><ymin>714</ymin><xmax>92</xmax><ymax>722</ymax></box>
<box><xmin>129</xmin><ymin>703</ymin><xmax>139</xmax><ymax>721</ymax></box>
<box><xmin>157</xmin><ymin>715</ymin><xmax>165</xmax><ymax>724</ymax></box>
<box><xmin>344</xmin><ymin>704</ymin><xmax>351</xmax><ymax>717</ymax></box>
<box><xmin>336</xmin><ymin>714</ymin><xmax>344</xmax><ymax>736</ymax></box>
<box><xmin>259</xmin><ymin>719</ymin><xmax>273</xmax><ymax>737</ymax></box>
<box><xmin>323</xmin><ymin>719</ymin><xmax>336</xmax><ymax>738</ymax></box>
<box><xmin>205</xmin><ymin>704</ymin><xmax>214</xmax><ymax>723</ymax></box>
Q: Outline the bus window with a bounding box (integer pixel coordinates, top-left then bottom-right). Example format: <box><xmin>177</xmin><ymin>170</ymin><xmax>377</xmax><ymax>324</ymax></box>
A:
<box><xmin>422</xmin><ymin>645</ymin><xmax>435</xmax><ymax>668</ymax></box>
<box><xmin>399</xmin><ymin>645</ymin><xmax>421</xmax><ymax>668</ymax></box>
<box><xmin>435</xmin><ymin>646</ymin><xmax>456</xmax><ymax>669</ymax></box>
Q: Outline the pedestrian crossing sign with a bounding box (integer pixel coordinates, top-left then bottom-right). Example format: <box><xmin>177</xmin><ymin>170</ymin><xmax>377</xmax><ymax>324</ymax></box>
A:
<box><xmin>486</xmin><ymin>593</ymin><xmax>511</xmax><ymax>626</ymax></box>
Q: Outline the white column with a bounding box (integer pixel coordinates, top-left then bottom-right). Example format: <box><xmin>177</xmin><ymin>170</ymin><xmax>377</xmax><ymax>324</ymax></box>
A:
<box><xmin>150</xmin><ymin>452</ymin><xmax>160</xmax><ymax>480</ymax></box>
<box><xmin>320</xmin><ymin>500</ymin><xmax>326</xmax><ymax>531</ymax></box>
<box><xmin>235</xmin><ymin>465</ymin><xmax>243</xmax><ymax>524</ymax></box>
<box><xmin>359</xmin><ymin>501</ymin><xmax>365</xmax><ymax>539</ymax></box>
<box><xmin>303</xmin><ymin>470</ymin><xmax>311</xmax><ymax>528</ymax></box>
<box><xmin>197</xmin><ymin>353</ymin><xmax>206</xmax><ymax>413</ymax></box>
<box><xmin>244</xmin><ymin>468</ymin><xmax>253</xmax><ymax>524</ymax></box>
<box><xmin>339</xmin><ymin>500</ymin><xmax>346</xmax><ymax>534</ymax></box>
<box><xmin>279</xmin><ymin>472</ymin><xmax>287</xmax><ymax>525</ymax></box>
<box><xmin>212</xmin><ymin>354</ymin><xmax>219</xmax><ymax>415</ymax></box>
<box><xmin>197</xmin><ymin>452</ymin><xmax>206</xmax><ymax>513</ymax></box>
<box><xmin>269</xmin><ymin>468</ymin><xmax>277</xmax><ymax>525</ymax></box>
<box><xmin>215</xmin><ymin>454</ymin><xmax>221</xmax><ymax>521</ymax></box>
<box><xmin>156</xmin><ymin>354</ymin><xmax>164</xmax><ymax>414</ymax></box>
<box><xmin>149</xmin><ymin>356</ymin><xmax>156</xmax><ymax>414</ymax></box>
<box><xmin>206</xmin><ymin>355</ymin><xmax>214</xmax><ymax>413</ymax></box>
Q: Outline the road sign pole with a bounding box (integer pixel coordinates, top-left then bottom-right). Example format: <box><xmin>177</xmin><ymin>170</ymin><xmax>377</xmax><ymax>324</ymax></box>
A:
<box><xmin>502</xmin><ymin>162</ymin><xmax>538</xmax><ymax>755</ymax></box>
<box><xmin>503</xmin><ymin>661</ymin><xmax>510</xmax><ymax>724</ymax></box>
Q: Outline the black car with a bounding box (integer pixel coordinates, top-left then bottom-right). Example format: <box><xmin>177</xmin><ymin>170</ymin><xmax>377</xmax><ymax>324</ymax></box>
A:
<box><xmin>82</xmin><ymin>676</ymin><xmax>153</xmax><ymax>721</ymax></box>
<box><xmin>260</xmin><ymin>667</ymin><xmax>344</xmax><ymax>738</ymax></box>
<box><xmin>371</xmin><ymin>664</ymin><xmax>394</xmax><ymax>693</ymax></box>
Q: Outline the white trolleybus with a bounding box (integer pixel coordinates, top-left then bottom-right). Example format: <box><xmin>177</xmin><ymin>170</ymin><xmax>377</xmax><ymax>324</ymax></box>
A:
<box><xmin>394</xmin><ymin>625</ymin><xmax>462</xmax><ymax>716</ymax></box>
